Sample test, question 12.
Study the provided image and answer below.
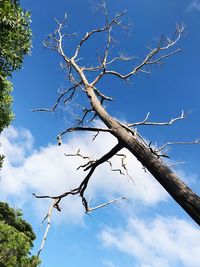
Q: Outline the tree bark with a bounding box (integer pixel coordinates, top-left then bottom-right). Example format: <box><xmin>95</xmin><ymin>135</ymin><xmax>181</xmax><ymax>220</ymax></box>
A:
<box><xmin>87</xmin><ymin>86</ymin><xmax>200</xmax><ymax>226</ymax></box>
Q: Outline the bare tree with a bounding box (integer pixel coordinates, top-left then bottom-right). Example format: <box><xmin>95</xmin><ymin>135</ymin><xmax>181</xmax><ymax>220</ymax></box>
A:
<box><xmin>33</xmin><ymin>4</ymin><xmax>200</xmax><ymax>247</ymax></box>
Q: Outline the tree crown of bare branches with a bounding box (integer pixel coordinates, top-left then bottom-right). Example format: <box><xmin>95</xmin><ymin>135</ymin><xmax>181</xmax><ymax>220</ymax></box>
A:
<box><xmin>33</xmin><ymin>3</ymin><xmax>200</xmax><ymax>255</ymax></box>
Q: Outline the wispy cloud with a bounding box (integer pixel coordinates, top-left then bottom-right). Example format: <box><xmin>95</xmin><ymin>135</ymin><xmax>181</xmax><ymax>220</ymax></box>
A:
<box><xmin>1</xmin><ymin>126</ymin><xmax>199</xmax><ymax>266</ymax></box>
<box><xmin>0</xmin><ymin>125</ymin><xmax>168</xmax><ymax>223</ymax></box>
<box><xmin>187</xmin><ymin>0</ymin><xmax>200</xmax><ymax>11</ymax></box>
<box><xmin>103</xmin><ymin>260</ymin><xmax>117</xmax><ymax>267</ymax></box>
<box><xmin>99</xmin><ymin>216</ymin><xmax>200</xmax><ymax>267</ymax></box>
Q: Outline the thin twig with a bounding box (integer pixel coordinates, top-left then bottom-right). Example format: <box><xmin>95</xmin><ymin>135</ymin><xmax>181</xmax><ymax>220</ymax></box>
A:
<box><xmin>86</xmin><ymin>196</ymin><xmax>126</xmax><ymax>212</ymax></box>
<box><xmin>32</xmin><ymin>83</ymin><xmax>81</xmax><ymax>112</ymax></box>
<box><xmin>155</xmin><ymin>139</ymin><xmax>200</xmax><ymax>152</ymax></box>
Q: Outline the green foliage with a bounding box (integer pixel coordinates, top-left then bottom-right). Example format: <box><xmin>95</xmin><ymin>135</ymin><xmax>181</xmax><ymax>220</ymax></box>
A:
<box><xmin>0</xmin><ymin>0</ymin><xmax>32</xmax><ymax>169</ymax></box>
<box><xmin>0</xmin><ymin>3</ymin><xmax>35</xmax><ymax>262</ymax></box>
<box><xmin>0</xmin><ymin>78</ymin><xmax>14</xmax><ymax>133</ymax></box>
<box><xmin>0</xmin><ymin>0</ymin><xmax>32</xmax><ymax>78</ymax></box>
<box><xmin>0</xmin><ymin>154</ymin><xmax>5</xmax><ymax>170</ymax></box>
<box><xmin>0</xmin><ymin>78</ymin><xmax>13</xmax><ymax>169</ymax></box>
<box><xmin>0</xmin><ymin>202</ymin><xmax>36</xmax><ymax>242</ymax></box>
<box><xmin>0</xmin><ymin>202</ymin><xmax>40</xmax><ymax>267</ymax></box>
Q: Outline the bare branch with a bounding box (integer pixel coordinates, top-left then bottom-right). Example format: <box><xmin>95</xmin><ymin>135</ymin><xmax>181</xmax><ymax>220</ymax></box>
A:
<box><xmin>64</xmin><ymin>149</ymin><xmax>95</xmax><ymax>170</ymax></box>
<box><xmin>33</xmin><ymin>193</ymin><xmax>60</xmax><ymax>200</ymax></box>
<box><xmin>146</xmin><ymin>48</ymin><xmax>181</xmax><ymax>65</ymax></box>
<box><xmin>83</xmin><ymin>142</ymin><xmax>123</xmax><ymax>171</ymax></box>
<box><xmin>167</xmin><ymin>161</ymin><xmax>186</xmax><ymax>167</ymax></box>
<box><xmin>83</xmin><ymin>54</ymin><xmax>135</xmax><ymax>73</ymax></box>
<box><xmin>72</xmin><ymin>11</ymin><xmax>126</xmax><ymax>60</ymax></box>
<box><xmin>78</xmin><ymin>107</ymin><xmax>95</xmax><ymax>124</ymax></box>
<box><xmin>37</xmin><ymin>198</ymin><xmax>60</xmax><ymax>256</ymax></box>
<box><xmin>101</xmin><ymin>2</ymin><xmax>111</xmax><ymax>69</ymax></box>
<box><xmin>43</xmin><ymin>15</ymin><xmax>71</xmax><ymax>63</ymax></box>
<box><xmin>107</xmin><ymin>54</ymin><xmax>136</xmax><ymax>65</ymax></box>
<box><xmin>86</xmin><ymin>196</ymin><xmax>126</xmax><ymax>213</ymax></box>
<box><xmin>32</xmin><ymin>84</ymin><xmax>81</xmax><ymax>113</ymax></box>
<box><xmin>34</xmin><ymin>5</ymin><xmax>200</xmax><ymax>253</ymax></box>
<box><xmin>95</xmin><ymin>24</ymin><xmax>184</xmax><ymax>81</ymax></box>
<box><xmin>33</xmin><ymin>142</ymin><xmax>124</xmax><ymax>225</ymax></box>
<box><xmin>155</xmin><ymin>139</ymin><xmax>200</xmax><ymax>153</ymax></box>
<box><xmin>128</xmin><ymin>110</ymin><xmax>188</xmax><ymax>127</ymax></box>
<box><xmin>92</xmin><ymin>131</ymin><xmax>100</xmax><ymax>141</ymax></box>
<box><xmin>56</xmin><ymin>126</ymin><xmax>112</xmax><ymax>147</ymax></box>
<box><xmin>64</xmin><ymin>146</ymin><xmax>131</xmax><ymax>178</ymax></box>
<box><xmin>65</xmin><ymin>149</ymin><xmax>90</xmax><ymax>160</ymax></box>
<box><xmin>115</xmin><ymin>153</ymin><xmax>134</xmax><ymax>182</ymax></box>
<box><xmin>106</xmin><ymin>160</ymin><xmax>125</xmax><ymax>175</ymax></box>
<box><xmin>59</xmin><ymin>126</ymin><xmax>112</xmax><ymax>138</ymax></box>
<box><xmin>93</xmin><ymin>87</ymin><xmax>112</xmax><ymax>102</ymax></box>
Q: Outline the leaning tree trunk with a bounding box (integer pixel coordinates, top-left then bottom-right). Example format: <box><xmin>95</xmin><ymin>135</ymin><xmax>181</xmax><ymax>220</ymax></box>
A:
<box><xmin>87</xmin><ymin>86</ymin><xmax>200</xmax><ymax>226</ymax></box>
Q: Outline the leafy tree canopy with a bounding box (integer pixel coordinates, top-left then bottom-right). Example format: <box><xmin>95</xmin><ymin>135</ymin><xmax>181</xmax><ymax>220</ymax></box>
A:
<box><xmin>0</xmin><ymin>0</ymin><xmax>32</xmax><ymax>78</ymax></box>
<box><xmin>0</xmin><ymin>79</ymin><xmax>13</xmax><ymax>133</ymax></box>
<box><xmin>0</xmin><ymin>2</ymin><xmax>37</xmax><ymax>264</ymax></box>
<box><xmin>0</xmin><ymin>202</ymin><xmax>40</xmax><ymax>267</ymax></box>
<box><xmin>0</xmin><ymin>0</ymin><xmax>32</xmax><ymax>168</ymax></box>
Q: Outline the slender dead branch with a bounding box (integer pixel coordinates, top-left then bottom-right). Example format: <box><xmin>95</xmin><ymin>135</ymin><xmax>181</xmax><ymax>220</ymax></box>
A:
<box><xmin>33</xmin><ymin>143</ymin><xmax>126</xmax><ymax>247</ymax></box>
<box><xmin>128</xmin><ymin>110</ymin><xmax>188</xmax><ymax>127</ymax></box>
<box><xmin>34</xmin><ymin>8</ymin><xmax>200</xmax><ymax>257</ymax></box>
<box><xmin>37</xmin><ymin>194</ymin><xmax>126</xmax><ymax>255</ymax></box>
<box><xmin>86</xmin><ymin>196</ymin><xmax>126</xmax><ymax>213</ymax></box>
<box><xmin>65</xmin><ymin>149</ymin><xmax>91</xmax><ymax>160</ymax></box>
<box><xmin>59</xmin><ymin>126</ymin><xmax>112</xmax><ymax>139</ymax></box>
<box><xmin>75</xmin><ymin>107</ymin><xmax>98</xmax><ymax>125</ymax></box>
<box><xmin>155</xmin><ymin>139</ymin><xmax>200</xmax><ymax>152</ymax></box>
<box><xmin>32</xmin><ymin>84</ymin><xmax>81</xmax><ymax>112</ymax></box>
<box><xmin>106</xmin><ymin>160</ymin><xmax>125</xmax><ymax>175</ymax></box>
<box><xmin>94</xmin><ymin>87</ymin><xmax>113</xmax><ymax>101</ymax></box>
<box><xmin>72</xmin><ymin>11</ymin><xmax>126</xmax><ymax>60</ymax></box>
<box><xmin>83</xmin><ymin>54</ymin><xmax>135</xmax><ymax>72</ymax></box>
<box><xmin>83</xmin><ymin>142</ymin><xmax>123</xmax><ymax>171</ymax></box>
<box><xmin>146</xmin><ymin>48</ymin><xmax>181</xmax><ymax>64</ymax></box>
<box><xmin>37</xmin><ymin>198</ymin><xmax>59</xmax><ymax>256</ymax></box>
<box><xmin>167</xmin><ymin>161</ymin><xmax>186</xmax><ymax>167</ymax></box>
<box><xmin>64</xmin><ymin>147</ymin><xmax>132</xmax><ymax>178</ymax></box>
<box><xmin>116</xmin><ymin>153</ymin><xmax>134</xmax><ymax>182</ymax></box>
<box><xmin>64</xmin><ymin>149</ymin><xmax>95</xmax><ymax>170</ymax></box>
<box><xmin>91</xmin><ymin>23</ymin><xmax>184</xmax><ymax>84</ymax></box>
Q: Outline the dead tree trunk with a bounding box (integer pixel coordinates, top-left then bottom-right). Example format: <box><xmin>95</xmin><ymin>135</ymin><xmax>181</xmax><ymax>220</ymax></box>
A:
<box><xmin>87</xmin><ymin>86</ymin><xmax>200</xmax><ymax>226</ymax></box>
<box><xmin>130</xmin><ymin>142</ymin><xmax>200</xmax><ymax>224</ymax></box>
<box><xmin>34</xmin><ymin>12</ymin><xmax>200</xmax><ymax>228</ymax></box>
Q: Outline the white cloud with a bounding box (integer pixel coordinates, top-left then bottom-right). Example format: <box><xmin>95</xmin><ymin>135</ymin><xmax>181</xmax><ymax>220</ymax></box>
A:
<box><xmin>103</xmin><ymin>260</ymin><xmax>116</xmax><ymax>267</ymax></box>
<box><xmin>0</xmin><ymin>125</ymin><xmax>168</xmax><ymax>223</ymax></box>
<box><xmin>187</xmin><ymin>0</ymin><xmax>200</xmax><ymax>11</ymax></box>
<box><xmin>99</xmin><ymin>216</ymin><xmax>200</xmax><ymax>267</ymax></box>
<box><xmin>0</xmin><ymin>126</ymin><xmax>34</xmax><ymax>165</ymax></box>
<box><xmin>1</xmin><ymin>126</ymin><xmax>199</xmax><ymax>266</ymax></box>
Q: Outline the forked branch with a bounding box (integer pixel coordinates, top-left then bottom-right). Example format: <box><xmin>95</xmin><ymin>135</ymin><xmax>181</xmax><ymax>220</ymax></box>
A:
<box><xmin>86</xmin><ymin>196</ymin><xmax>126</xmax><ymax>213</ymax></box>
<box><xmin>34</xmin><ymin>6</ymin><xmax>200</xmax><ymax>257</ymax></box>
<box><xmin>32</xmin><ymin>83</ymin><xmax>81</xmax><ymax>112</ymax></box>
<box><xmin>155</xmin><ymin>139</ymin><xmax>200</xmax><ymax>153</ymax></box>
<box><xmin>72</xmin><ymin>10</ymin><xmax>126</xmax><ymax>60</ymax></box>
<box><xmin>34</xmin><ymin>141</ymin><xmax>125</xmax><ymax>254</ymax></box>
<box><xmin>91</xmin><ymin>24</ymin><xmax>184</xmax><ymax>84</ymax></box>
<box><xmin>128</xmin><ymin>110</ymin><xmax>188</xmax><ymax>127</ymax></box>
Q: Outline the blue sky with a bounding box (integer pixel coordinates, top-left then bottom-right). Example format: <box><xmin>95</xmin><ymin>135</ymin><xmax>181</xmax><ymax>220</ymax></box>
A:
<box><xmin>1</xmin><ymin>0</ymin><xmax>200</xmax><ymax>266</ymax></box>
